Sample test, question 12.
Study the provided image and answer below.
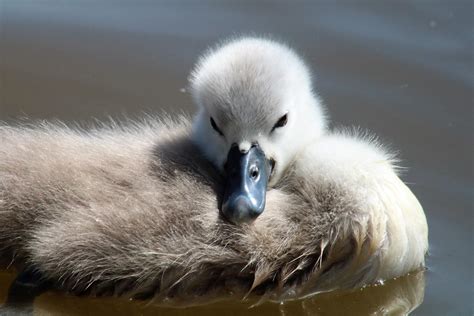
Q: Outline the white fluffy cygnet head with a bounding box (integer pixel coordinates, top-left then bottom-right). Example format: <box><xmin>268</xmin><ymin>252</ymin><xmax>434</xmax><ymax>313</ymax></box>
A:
<box><xmin>190</xmin><ymin>37</ymin><xmax>327</xmax><ymax>186</ymax></box>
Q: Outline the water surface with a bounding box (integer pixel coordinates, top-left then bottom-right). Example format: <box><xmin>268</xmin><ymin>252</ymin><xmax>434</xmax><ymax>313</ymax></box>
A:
<box><xmin>0</xmin><ymin>1</ymin><xmax>472</xmax><ymax>315</ymax></box>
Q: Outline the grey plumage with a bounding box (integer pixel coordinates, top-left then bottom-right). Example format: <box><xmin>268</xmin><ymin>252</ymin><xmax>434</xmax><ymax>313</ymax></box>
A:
<box><xmin>0</xmin><ymin>118</ymin><xmax>425</xmax><ymax>301</ymax></box>
<box><xmin>0</xmin><ymin>37</ymin><xmax>427</xmax><ymax>303</ymax></box>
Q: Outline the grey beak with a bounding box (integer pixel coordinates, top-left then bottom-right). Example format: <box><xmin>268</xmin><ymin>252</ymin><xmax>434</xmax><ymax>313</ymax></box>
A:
<box><xmin>221</xmin><ymin>144</ymin><xmax>271</xmax><ymax>224</ymax></box>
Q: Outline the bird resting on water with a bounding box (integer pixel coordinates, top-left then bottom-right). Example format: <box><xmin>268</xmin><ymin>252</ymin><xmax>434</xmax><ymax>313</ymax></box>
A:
<box><xmin>0</xmin><ymin>37</ymin><xmax>428</xmax><ymax>303</ymax></box>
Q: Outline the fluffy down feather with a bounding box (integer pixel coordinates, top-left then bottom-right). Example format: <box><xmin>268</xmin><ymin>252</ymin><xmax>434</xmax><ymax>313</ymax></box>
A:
<box><xmin>0</xmin><ymin>118</ymin><xmax>427</xmax><ymax>301</ymax></box>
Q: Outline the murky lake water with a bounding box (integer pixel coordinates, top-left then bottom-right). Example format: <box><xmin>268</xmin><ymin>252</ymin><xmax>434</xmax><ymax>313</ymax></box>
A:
<box><xmin>0</xmin><ymin>1</ymin><xmax>472</xmax><ymax>315</ymax></box>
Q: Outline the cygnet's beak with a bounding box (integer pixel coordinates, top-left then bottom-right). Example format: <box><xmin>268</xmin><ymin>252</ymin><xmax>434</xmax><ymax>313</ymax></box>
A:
<box><xmin>222</xmin><ymin>143</ymin><xmax>272</xmax><ymax>224</ymax></box>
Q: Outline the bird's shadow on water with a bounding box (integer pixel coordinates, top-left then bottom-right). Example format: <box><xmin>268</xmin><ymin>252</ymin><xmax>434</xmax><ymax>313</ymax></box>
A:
<box><xmin>0</xmin><ymin>270</ymin><xmax>426</xmax><ymax>316</ymax></box>
<box><xmin>0</xmin><ymin>268</ymin><xmax>50</xmax><ymax>316</ymax></box>
<box><xmin>0</xmin><ymin>260</ymin><xmax>427</xmax><ymax>315</ymax></box>
<box><xmin>282</xmin><ymin>270</ymin><xmax>427</xmax><ymax>316</ymax></box>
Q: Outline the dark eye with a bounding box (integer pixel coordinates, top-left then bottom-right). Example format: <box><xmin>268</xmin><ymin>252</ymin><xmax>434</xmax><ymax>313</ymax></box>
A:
<box><xmin>272</xmin><ymin>113</ymin><xmax>288</xmax><ymax>132</ymax></box>
<box><xmin>210</xmin><ymin>117</ymin><xmax>224</xmax><ymax>136</ymax></box>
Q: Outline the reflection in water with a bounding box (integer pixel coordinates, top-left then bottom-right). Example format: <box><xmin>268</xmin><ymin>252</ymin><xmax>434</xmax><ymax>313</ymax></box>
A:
<box><xmin>0</xmin><ymin>268</ymin><xmax>49</xmax><ymax>316</ymax></box>
<box><xmin>0</xmin><ymin>269</ymin><xmax>425</xmax><ymax>316</ymax></box>
<box><xmin>291</xmin><ymin>271</ymin><xmax>425</xmax><ymax>316</ymax></box>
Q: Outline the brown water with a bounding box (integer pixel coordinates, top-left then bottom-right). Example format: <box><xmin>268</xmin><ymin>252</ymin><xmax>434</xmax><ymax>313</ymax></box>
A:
<box><xmin>0</xmin><ymin>1</ymin><xmax>472</xmax><ymax>315</ymax></box>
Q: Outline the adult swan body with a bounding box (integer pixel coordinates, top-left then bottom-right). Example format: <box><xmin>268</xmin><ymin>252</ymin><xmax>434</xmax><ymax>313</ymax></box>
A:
<box><xmin>0</xmin><ymin>37</ymin><xmax>428</xmax><ymax>302</ymax></box>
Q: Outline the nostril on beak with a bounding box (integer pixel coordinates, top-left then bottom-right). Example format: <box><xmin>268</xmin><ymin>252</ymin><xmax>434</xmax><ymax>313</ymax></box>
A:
<box><xmin>249</xmin><ymin>165</ymin><xmax>259</xmax><ymax>180</ymax></box>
